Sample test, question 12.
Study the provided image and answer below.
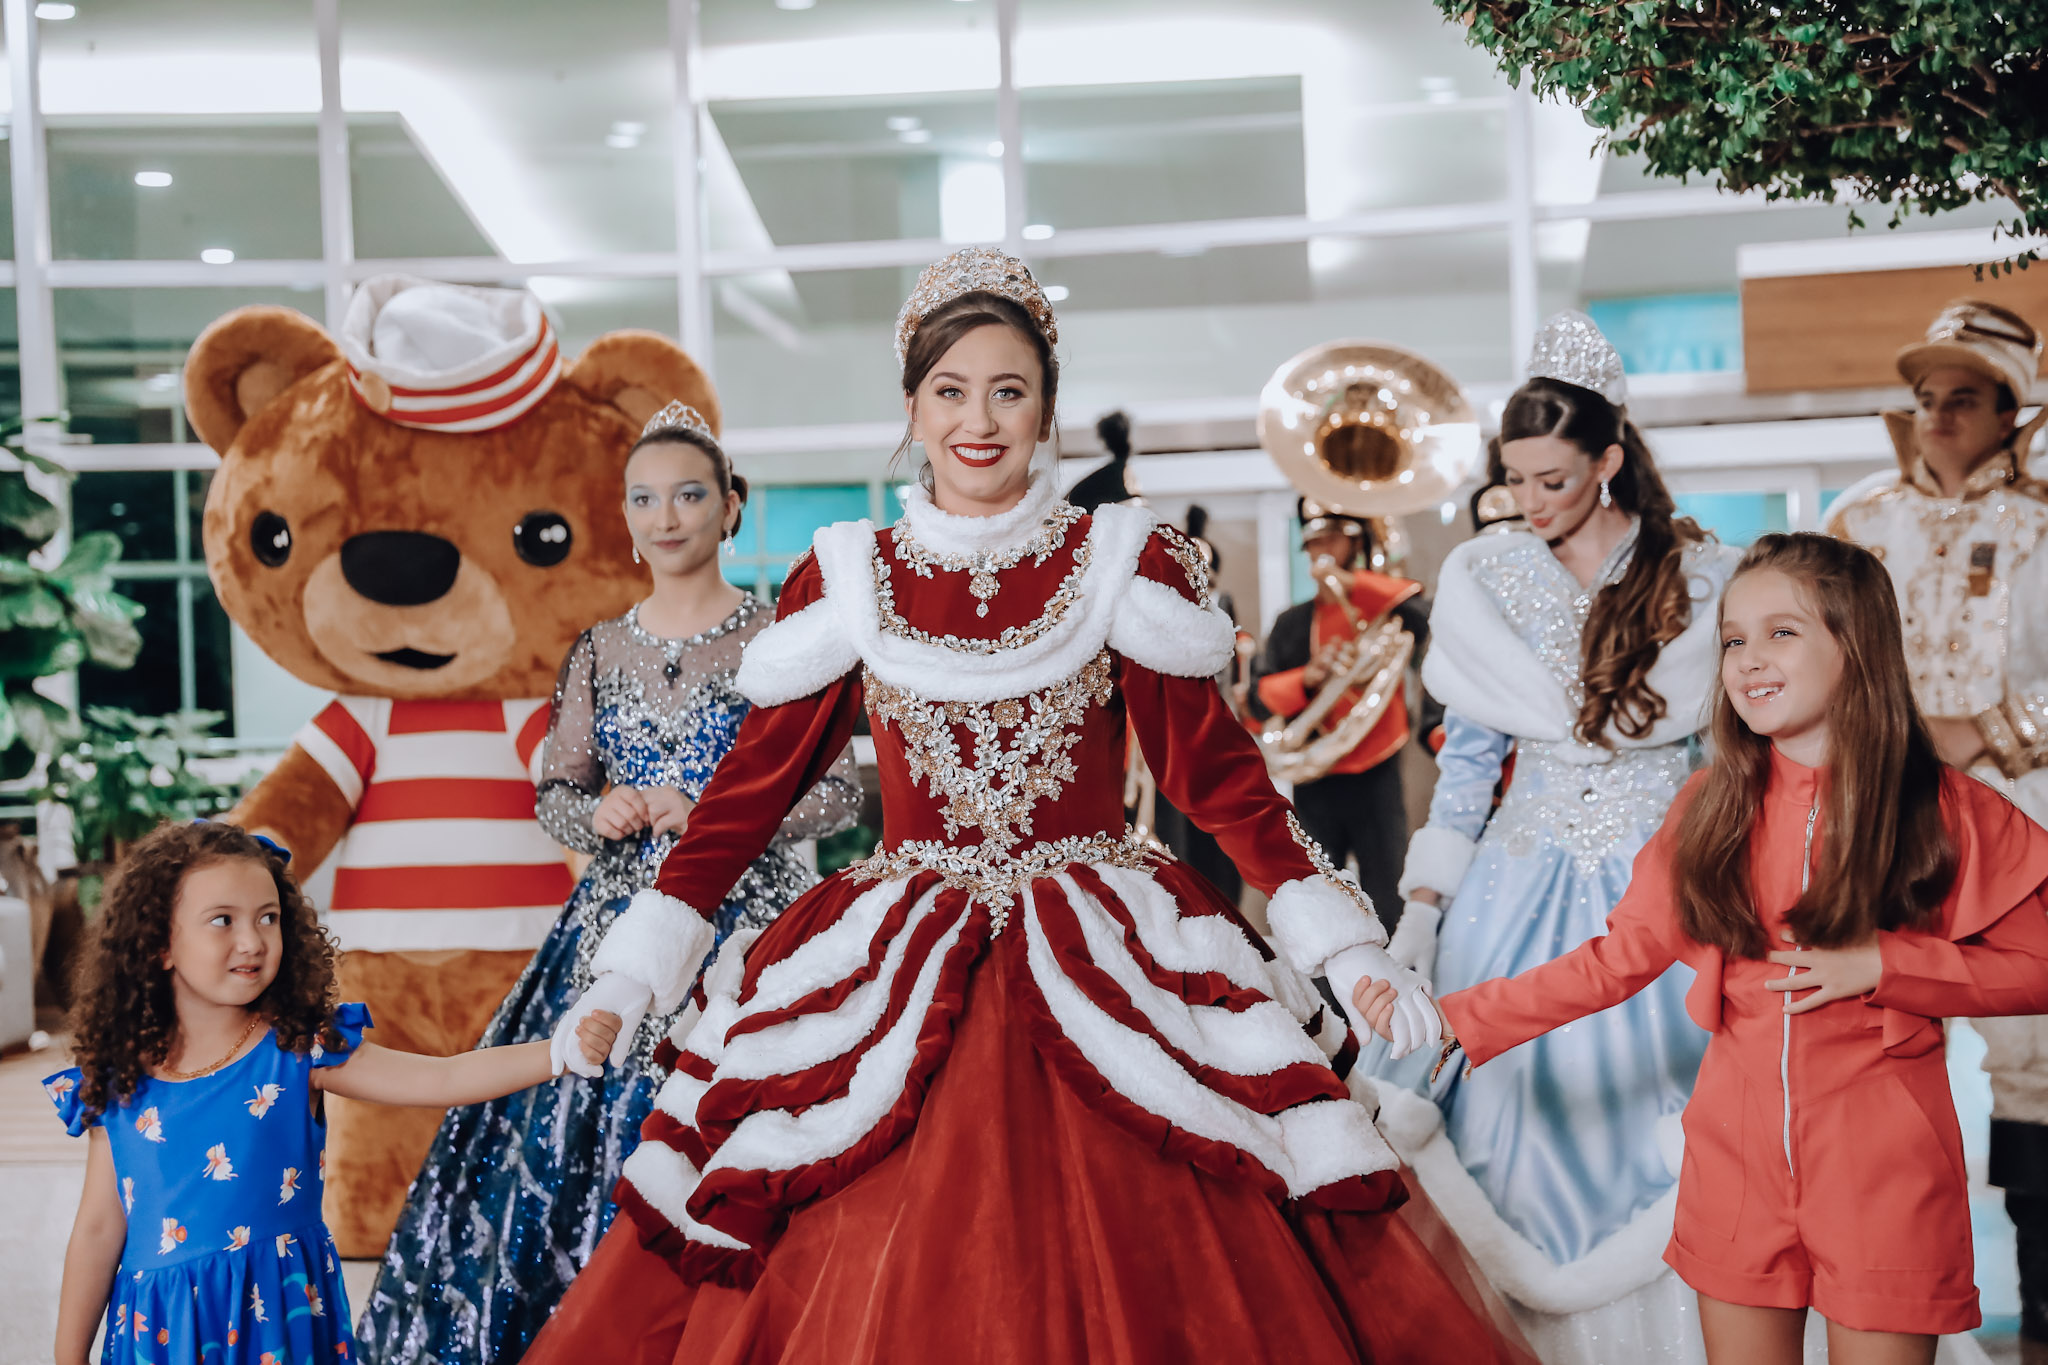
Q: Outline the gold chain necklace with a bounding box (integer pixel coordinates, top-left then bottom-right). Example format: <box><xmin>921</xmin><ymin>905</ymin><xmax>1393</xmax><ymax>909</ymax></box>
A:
<box><xmin>161</xmin><ymin>1013</ymin><xmax>264</xmax><ymax>1081</ymax></box>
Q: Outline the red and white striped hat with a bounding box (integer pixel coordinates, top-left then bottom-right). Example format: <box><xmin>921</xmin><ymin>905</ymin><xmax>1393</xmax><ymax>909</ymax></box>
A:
<box><xmin>340</xmin><ymin>275</ymin><xmax>562</xmax><ymax>432</ymax></box>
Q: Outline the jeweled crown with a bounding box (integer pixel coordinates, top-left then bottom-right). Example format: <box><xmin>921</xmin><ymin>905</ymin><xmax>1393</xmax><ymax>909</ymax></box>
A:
<box><xmin>1525</xmin><ymin>310</ymin><xmax>1628</xmax><ymax>407</ymax></box>
<box><xmin>895</xmin><ymin>248</ymin><xmax>1059</xmax><ymax>368</ymax></box>
<box><xmin>640</xmin><ymin>400</ymin><xmax>719</xmax><ymax>449</ymax></box>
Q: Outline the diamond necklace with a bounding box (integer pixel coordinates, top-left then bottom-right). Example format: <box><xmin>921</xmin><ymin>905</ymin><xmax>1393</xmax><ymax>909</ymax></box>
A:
<box><xmin>892</xmin><ymin>500</ymin><xmax>1084</xmax><ymax>616</ymax></box>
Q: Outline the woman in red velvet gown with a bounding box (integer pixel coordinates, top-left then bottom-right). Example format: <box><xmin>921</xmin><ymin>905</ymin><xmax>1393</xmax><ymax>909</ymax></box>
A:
<box><xmin>527</xmin><ymin>249</ymin><xmax>1532</xmax><ymax>1365</ymax></box>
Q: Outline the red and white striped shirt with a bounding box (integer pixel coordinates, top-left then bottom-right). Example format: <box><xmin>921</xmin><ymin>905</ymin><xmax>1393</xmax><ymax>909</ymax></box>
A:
<box><xmin>295</xmin><ymin>697</ymin><xmax>573</xmax><ymax>952</ymax></box>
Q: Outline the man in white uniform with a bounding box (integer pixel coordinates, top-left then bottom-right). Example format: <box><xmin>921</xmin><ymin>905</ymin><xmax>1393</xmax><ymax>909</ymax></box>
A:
<box><xmin>1828</xmin><ymin>297</ymin><xmax>2048</xmax><ymax>1362</ymax></box>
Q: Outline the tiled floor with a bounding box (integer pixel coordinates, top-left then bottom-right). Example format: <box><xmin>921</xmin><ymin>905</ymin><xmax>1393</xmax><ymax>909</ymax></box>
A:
<box><xmin>1</xmin><ymin>1026</ymin><xmax>2030</xmax><ymax>1363</ymax></box>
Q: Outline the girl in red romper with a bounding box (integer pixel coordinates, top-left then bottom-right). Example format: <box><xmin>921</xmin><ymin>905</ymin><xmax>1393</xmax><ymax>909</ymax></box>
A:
<box><xmin>1357</xmin><ymin>532</ymin><xmax>2048</xmax><ymax>1364</ymax></box>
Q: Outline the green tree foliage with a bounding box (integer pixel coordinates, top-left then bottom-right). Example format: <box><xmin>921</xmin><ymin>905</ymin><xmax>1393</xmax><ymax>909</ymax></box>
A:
<box><xmin>1441</xmin><ymin>1</ymin><xmax>2048</xmax><ymax>265</ymax></box>
<box><xmin>0</xmin><ymin>434</ymin><xmax>144</xmax><ymax>781</ymax></box>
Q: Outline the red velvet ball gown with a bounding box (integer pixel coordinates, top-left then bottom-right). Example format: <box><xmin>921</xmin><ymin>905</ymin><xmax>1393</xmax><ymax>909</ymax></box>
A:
<box><xmin>524</xmin><ymin>473</ymin><xmax>1536</xmax><ymax>1365</ymax></box>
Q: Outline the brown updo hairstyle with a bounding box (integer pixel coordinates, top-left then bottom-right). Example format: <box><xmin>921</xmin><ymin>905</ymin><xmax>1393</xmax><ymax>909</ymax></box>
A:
<box><xmin>894</xmin><ymin>292</ymin><xmax>1061</xmax><ymax>493</ymax></box>
<box><xmin>68</xmin><ymin>820</ymin><xmax>341</xmax><ymax>1115</ymax></box>
<box><xmin>1493</xmin><ymin>377</ymin><xmax>1706</xmax><ymax>746</ymax></box>
<box><xmin>628</xmin><ymin>423</ymin><xmax>750</xmax><ymax>538</ymax></box>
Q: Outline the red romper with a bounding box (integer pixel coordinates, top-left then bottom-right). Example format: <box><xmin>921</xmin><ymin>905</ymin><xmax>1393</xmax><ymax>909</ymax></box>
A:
<box><xmin>1443</xmin><ymin>748</ymin><xmax>2048</xmax><ymax>1335</ymax></box>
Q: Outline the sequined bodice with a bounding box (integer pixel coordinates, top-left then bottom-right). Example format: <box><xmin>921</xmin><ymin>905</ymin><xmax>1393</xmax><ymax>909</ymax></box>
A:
<box><xmin>1466</xmin><ymin>527</ymin><xmax>1696</xmax><ymax>871</ymax></box>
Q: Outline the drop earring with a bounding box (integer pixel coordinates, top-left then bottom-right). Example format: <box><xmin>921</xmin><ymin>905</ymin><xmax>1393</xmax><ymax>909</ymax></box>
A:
<box><xmin>1598</xmin><ymin>479</ymin><xmax>1613</xmax><ymax>509</ymax></box>
<box><xmin>723</xmin><ymin>530</ymin><xmax>736</xmax><ymax>557</ymax></box>
<box><xmin>632</xmin><ymin>544</ymin><xmax>642</xmax><ymax>564</ymax></box>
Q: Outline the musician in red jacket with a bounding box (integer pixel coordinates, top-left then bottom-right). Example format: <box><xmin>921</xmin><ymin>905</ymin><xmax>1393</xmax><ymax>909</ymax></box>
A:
<box><xmin>1250</xmin><ymin>501</ymin><xmax>1429</xmax><ymax>927</ymax></box>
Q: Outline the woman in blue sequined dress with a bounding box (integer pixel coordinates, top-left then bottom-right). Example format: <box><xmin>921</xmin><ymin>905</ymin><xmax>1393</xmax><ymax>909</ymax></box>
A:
<box><xmin>356</xmin><ymin>405</ymin><xmax>860</xmax><ymax>1365</ymax></box>
<box><xmin>1360</xmin><ymin>316</ymin><xmax>1739</xmax><ymax>1365</ymax></box>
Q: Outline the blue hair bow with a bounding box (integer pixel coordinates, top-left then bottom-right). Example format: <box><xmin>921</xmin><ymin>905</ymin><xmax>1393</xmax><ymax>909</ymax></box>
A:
<box><xmin>191</xmin><ymin>818</ymin><xmax>294</xmax><ymax>866</ymax></box>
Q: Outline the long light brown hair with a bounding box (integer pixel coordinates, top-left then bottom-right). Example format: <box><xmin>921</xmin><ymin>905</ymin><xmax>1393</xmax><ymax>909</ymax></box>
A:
<box><xmin>1671</xmin><ymin>534</ymin><xmax>1955</xmax><ymax>956</ymax></box>
<box><xmin>1496</xmin><ymin>378</ymin><xmax>1706</xmax><ymax>746</ymax></box>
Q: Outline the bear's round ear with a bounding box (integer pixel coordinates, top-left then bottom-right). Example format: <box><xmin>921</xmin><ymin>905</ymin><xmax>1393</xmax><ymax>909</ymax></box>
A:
<box><xmin>184</xmin><ymin>306</ymin><xmax>343</xmax><ymax>455</ymax></box>
<box><xmin>564</xmin><ymin>330</ymin><xmax>721</xmax><ymax>435</ymax></box>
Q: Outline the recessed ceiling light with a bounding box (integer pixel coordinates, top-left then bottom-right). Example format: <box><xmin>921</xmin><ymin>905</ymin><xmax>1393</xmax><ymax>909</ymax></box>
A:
<box><xmin>775</xmin><ymin>0</ymin><xmax>816</xmax><ymax>8</ymax></box>
<box><xmin>605</xmin><ymin>132</ymin><xmax>638</xmax><ymax>149</ymax></box>
<box><xmin>134</xmin><ymin>170</ymin><xmax>173</xmax><ymax>188</ymax></box>
<box><xmin>986</xmin><ymin>140</ymin><xmax>1004</xmax><ymax>157</ymax></box>
<box><xmin>35</xmin><ymin>2</ymin><xmax>76</xmax><ymax>19</ymax></box>
<box><xmin>897</xmin><ymin>128</ymin><xmax>933</xmax><ymax>145</ymax></box>
<box><xmin>1420</xmin><ymin>76</ymin><xmax>1456</xmax><ymax>92</ymax></box>
<box><xmin>1042</xmin><ymin>284</ymin><xmax>1070</xmax><ymax>302</ymax></box>
<box><xmin>611</xmin><ymin>120</ymin><xmax>646</xmax><ymax>138</ymax></box>
<box><xmin>200</xmin><ymin>247</ymin><xmax>235</xmax><ymax>265</ymax></box>
<box><xmin>885</xmin><ymin>116</ymin><xmax>921</xmax><ymax>133</ymax></box>
<box><xmin>1022</xmin><ymin>223</ymin><xmax>1054</xmax><ymax>240</ymax></box>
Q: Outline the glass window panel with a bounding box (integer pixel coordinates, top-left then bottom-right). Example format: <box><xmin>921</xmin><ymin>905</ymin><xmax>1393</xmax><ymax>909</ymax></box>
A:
<box><xmin>758</xmin><ymin>484</ymin><xmax>871</xmax><ymax>557</ymax></box>
<box><xmin>1016</xmin><ymin>0</ymin><xmax>1508</xmax><ymax>228</ymax></box>
<box><xmin>37</xmin><ymin>3</ymin><xmax>317</xmax><ymax>260</ymax></box>
<box><xmin>709</xmin><ymin>92</ymin><xmax>1001</xmax><ymax>248</ymax></box>
<box><xmin>56</xmin><ymin>286</ymin><xmax>322</xmax><ymax>352</ymax></box>
<box><xmin>1020</xmin><ymin>79</ymin><xmax>1304</xmax><ymax>233</ymax></box>
<box><xmin>50</xmin><ymin>121</ymin><xmax>321</xmax><ymax>262</ymax></box>
<box><xmin>350</xmin><ymin>114</ymin><xmax>497</xmax><ymax>259</ymax></box>
<box><xmin>64</xmin><ymin>361</ymin><xmax>188</xmax><ymax>445</ymax></box>
<box><xmin>81</xmin><ymin>576</ymin><xmax>177</xmax><ymax>717</ymax></box>
<box><xmin>342</xmin><ymin>2</ymin><xmax>676</xmax><ymax>259</ymax></box>
<box><xmin>0</xmin><ymin>140</ymin><xmax>14</xmax><ymax>260</ymax></box>
<box><xmin>700</xmin><ymin>1</ymin><xmax>1001</xmax><ymax>248</ymax></box>
<box><xmin>1038</xmin><ymin>231</ymin><xmax>1515</xmax><ymax>413</ymax></box>
<box><xmin>1585</xmin><ymin>293</ymin><xmax>1742</xmax><ymax>375</ymax></box>
<box><xmin>713</xmin><ymin>265</ymin><xmax>917</xmax><ymax>427</ymax></box>
<box><xmin>73</xmin><ymin>471</ymin><xmax>178</xmax><ymax>564</ymax></box>
<box><xmin>191</xmin><ymin>580</ymin><xmax>235</xmax><ymax>718</ymax></box>
<box><xmin>1674</xmin><ymin>492</ymin><xmax>1789</xmax><ymax>548</ymax></box>
<box><xmin>527</xmin><ymin>278</ymin><xmax>680</xmax><ymax>358</ymax></box>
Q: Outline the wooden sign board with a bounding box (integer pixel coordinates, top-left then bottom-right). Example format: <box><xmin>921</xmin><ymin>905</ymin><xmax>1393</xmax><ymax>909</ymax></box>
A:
<box><xmin>1742</xmin><ymin>262</ymin><xmax>2048</xmax><ymax>394</ymax></box>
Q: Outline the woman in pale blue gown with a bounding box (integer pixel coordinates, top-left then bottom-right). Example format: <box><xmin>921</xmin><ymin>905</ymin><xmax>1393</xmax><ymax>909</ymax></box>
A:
<box><xmin>1361</xmin><ymin>313</ymin><xmax>1738</xmax><ymax>1365</ymax></box>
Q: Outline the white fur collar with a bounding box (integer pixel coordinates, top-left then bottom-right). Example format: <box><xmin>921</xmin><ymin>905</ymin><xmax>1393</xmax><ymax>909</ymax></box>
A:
<box><xmin>894</xmin><ymin>464</ymin><xmax>1060</xmax><ymax>559</ymax></box>
<box><xmin>1422</xmin><ymin>533</ymin><xmax>1739</xmax><ymax>760</ymax></box>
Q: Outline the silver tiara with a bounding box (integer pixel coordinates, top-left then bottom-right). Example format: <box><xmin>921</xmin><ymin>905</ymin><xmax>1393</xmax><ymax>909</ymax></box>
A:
<box><xmin>640</xmin><ymin>400</ymin><xmax>719</xmax><ymax>450</ymax></box>
<box><xmin>895</xmin><ymin>248</ymin><xmax>1058</xmax><ymax>367</ymax></box>
<box><xmin>1526</xmin><ymin>310</ymin><xmax>1628</xmax><ymax>407</ymax></box>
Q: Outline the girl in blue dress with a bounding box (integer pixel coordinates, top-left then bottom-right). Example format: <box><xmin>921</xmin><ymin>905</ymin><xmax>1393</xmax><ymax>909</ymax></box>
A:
<box><xmin>355</xmin><ymin>405</ymin><xmax>859</xmax><ymax>1364</ymax></box>
<box><xmin>48</xmin><ymin>820</ymin><xmax>621</xmax><ymax>1365</ymax></box>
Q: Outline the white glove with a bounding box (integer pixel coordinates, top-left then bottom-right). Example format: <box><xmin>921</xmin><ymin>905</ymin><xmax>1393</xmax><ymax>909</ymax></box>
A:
<box><xmin>1323</xmin><ymin>942</ymin><xmax>1442</xmax><ymax>1062</ymax></box>
<box><xmin>549</xmin><ymin>972</ymin><xmax>653</xmax><ymax>1079</ymax></box>
<box><xmin>1387</xmin><ymin>899</ymin><xmax>1443</xmax><ymax>983</ymax></box>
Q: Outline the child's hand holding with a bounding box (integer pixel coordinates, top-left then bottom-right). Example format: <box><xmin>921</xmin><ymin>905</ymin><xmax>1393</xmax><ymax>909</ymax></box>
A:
<box><xmin>1349</xmin><ymin>973</ymin><xmax>1455</xmax><ymax>1055</ymax></box>
<box><xmin>576</xmin><ymin>1011</ymin><xmax>624</xmax><ymax>1068</ymax></box>
<box><xmin>1764</xmin><ymin>934</ymin><xmax>1883</xmax><ymax>1014</ymax></box>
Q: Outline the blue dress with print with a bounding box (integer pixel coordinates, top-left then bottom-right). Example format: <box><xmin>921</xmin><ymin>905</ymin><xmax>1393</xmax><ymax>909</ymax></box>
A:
<box><xmin>356</xmin><ymin>602</ymin><xmax>859</xmax><ymax>1365</ymax></box>
<box><xmin>46</xmin><ymin>1004</ymin><xmax>372</xmax><ymax>1365</ymax></box>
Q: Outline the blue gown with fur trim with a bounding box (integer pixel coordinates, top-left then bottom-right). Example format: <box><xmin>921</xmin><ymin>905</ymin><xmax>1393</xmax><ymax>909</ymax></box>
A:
<box><xmin>47</xmin><ymin>1004</ymin><xmax>371</xmax><ymax>1365</ymax></box>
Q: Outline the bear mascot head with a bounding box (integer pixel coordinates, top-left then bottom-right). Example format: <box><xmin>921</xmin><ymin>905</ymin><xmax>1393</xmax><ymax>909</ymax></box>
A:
<box><xmin>184</xmin><ymin>275</ymin><xmax>717</xmax><ymax>1256</ymax></box>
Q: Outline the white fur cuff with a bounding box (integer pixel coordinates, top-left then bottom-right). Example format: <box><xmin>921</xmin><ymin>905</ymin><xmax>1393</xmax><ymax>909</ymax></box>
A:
<box><xmin>1264</xmin><ymin>874</ymin><xmax>1387</xmax><ymax>977</ymax></box>
<box><xmin>1106</xmin><ymin>577</ymin><xmax>1236</xmax><ymax>678</ymax></box>
<box><xmin>734</xmin><ymin>598</ymin><xmax>860</xmax><ymax>707</ymax></box>
<box><xmin>591</xmin><ymin>889</ymin><xmax>716</xmax><ymax>1014</ymax></box>
<box><xmin>1398</xmin><ymin>825</ymin><xmax>1477</xmax><ymax>901</ymax></box>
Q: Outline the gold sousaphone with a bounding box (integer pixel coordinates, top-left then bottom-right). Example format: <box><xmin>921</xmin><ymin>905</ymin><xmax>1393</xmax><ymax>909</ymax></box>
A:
<box><xmin>1253</xmin><ymin>341</ymin><xmax>1481</xmax><ymax>786</ymax></box>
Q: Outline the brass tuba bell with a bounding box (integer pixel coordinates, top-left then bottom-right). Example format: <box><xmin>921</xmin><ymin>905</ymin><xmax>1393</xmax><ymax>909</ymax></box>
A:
<box><xmin>1252</xmin><ymin>341</ymin><xmax>1481</xmax><ymax>786</ymax></box>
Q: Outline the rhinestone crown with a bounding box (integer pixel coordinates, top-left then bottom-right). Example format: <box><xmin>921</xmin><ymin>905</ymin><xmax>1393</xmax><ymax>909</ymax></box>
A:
<box><xmin>895</xmin><ymin>248</ymin><xmax>1059</xmax><ymax>367</ymax></box>
<box><xmin>1525</xmin><ymin>310</ymin><xmax>1628</xmax><ymax>407</ymax></box>
<box><xmin>640</xmin><ymin>400</ymin><xmax>719</xmax><ymax>449</ymax></box>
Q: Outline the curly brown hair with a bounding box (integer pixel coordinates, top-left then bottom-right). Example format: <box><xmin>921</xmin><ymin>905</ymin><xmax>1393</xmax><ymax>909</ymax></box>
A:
<box><xmin>68</xmin><ymin>820</ymin><xmax>341</xmax><ymax>1116</ymax></box>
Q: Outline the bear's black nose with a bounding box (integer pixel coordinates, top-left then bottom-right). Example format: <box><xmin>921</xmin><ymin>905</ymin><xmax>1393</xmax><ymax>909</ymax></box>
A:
<box><xmin>340</xmin><ymin>531</ymin><xmax>462</xmax><ymax>607</ymax></box>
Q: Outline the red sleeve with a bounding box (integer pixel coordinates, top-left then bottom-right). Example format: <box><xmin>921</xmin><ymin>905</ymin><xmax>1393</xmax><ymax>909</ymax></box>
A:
<box><xmin>1118</xmin><ymin>533</ymin><xmax>1321</xmax><ymax>896</ymax></box>
<box><xmin>1255</xmin><ymin>667</ymin><xmax>1310</xmax><ymax>720</ymax></box>
<box><xmin>1442</xmin><ymin>812</ymin><xmax>1691</xmax><ymax>1066</ymax></box>
<box><xmin>651</xmin><ymin>557</ymin><xmax>862</xmax><ymax>913</ymax></box>
<box><xmin>1871</xmin><ymin>887</ymin><xmax>2048</xmax><ymax>1018</ymax></box>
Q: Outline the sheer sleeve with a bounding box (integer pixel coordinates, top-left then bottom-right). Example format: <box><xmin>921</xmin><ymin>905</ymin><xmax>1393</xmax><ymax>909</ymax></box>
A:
<box><xmin>536</xmin><ymin>630</ymin><xmax>606</xmax><ymax>854</ymax></box>
<box><xmin>773</xmin><ymin>741</ymin><xmax>863</xmax><ymax>843</ymax></box>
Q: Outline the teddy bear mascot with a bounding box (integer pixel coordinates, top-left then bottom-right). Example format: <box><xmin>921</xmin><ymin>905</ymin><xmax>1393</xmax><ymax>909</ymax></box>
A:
<box><xmin>182</xmin><ymin>275</ymin><xmax>716</xmax><ymax>1257</ymax></box>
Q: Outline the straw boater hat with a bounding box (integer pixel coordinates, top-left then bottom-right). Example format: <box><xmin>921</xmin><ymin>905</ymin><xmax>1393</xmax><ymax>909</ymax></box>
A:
<box><xmin>1896</xmin><ymin>299</ymin><xmax>2042</xmax><ymax>405</ymax></box>
<box><xmin>340</xmin><ymin>275</ymin><xmax>562</xmax><ymax>432</ymax></box>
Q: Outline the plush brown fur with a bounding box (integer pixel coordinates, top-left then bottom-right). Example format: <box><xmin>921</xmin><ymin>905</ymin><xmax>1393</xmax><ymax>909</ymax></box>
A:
<box><xmin>186</xmin><ymin>301</ymin><xmax>718</xmax><ymax>1257</ymax></box>
<box><xmin>322</xmin><ymin>947</ymin><xmax>530</xmax><ymax>1257</ymax></box>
